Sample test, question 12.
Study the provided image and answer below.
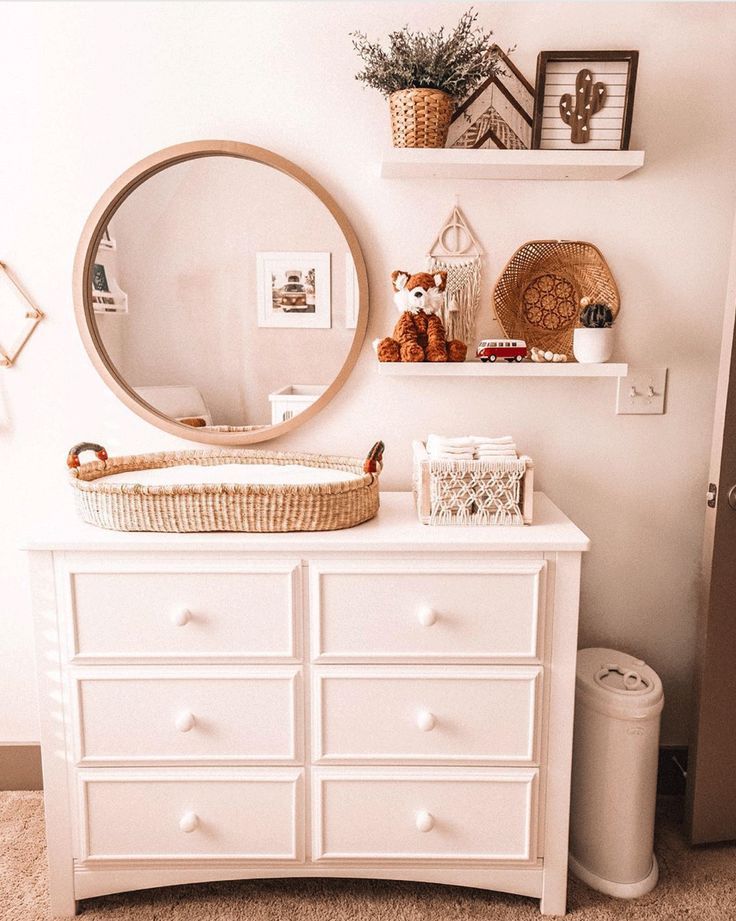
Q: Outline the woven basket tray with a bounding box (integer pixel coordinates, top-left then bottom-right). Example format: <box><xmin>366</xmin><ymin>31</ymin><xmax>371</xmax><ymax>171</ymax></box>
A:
<box><xmin>493</xmin><ymin>240</ymin><xmax>619</xmax><ymax>359</ymax></box>
<box><xmin>67</xmin><ymin>441</ymin><xmax>384</xmax><ymax>533</ymax></box>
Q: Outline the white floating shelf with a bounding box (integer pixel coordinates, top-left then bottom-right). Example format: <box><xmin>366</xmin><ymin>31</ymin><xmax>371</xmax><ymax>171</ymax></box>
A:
<box><xmin>377</xmin><ymin>361</ymin><xmax>629</xmax><ymax>378</ymax></box>
<box><xmin>380</xmin><ymin>148</ymin><xmax>645</xmax><ymax>181</ymax></box>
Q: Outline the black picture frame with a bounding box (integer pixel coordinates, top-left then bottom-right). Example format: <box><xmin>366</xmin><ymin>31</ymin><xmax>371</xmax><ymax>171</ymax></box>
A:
<box><xmin>531</xmin><ymin>50</ymin><xmax>639</xmax><ymax>150</ymax></box>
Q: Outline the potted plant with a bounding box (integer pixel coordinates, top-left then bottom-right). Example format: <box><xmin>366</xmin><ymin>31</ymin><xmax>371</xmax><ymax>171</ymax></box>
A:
<box><xmin>573</xmin><ymin>299</ymin><xmax>615</xmax><ymax>363</ymax></box>
<box><xmin>351</xmin><ymin>9</ymin><xmax>501</xmax><ymax>148</ymax></box>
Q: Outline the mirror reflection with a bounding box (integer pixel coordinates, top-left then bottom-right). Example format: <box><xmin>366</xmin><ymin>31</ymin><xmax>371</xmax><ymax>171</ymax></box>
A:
<box><xmin>92</xmin><ymin>155</ymin><xmax>359</xmax><ymax>432</ymax></box>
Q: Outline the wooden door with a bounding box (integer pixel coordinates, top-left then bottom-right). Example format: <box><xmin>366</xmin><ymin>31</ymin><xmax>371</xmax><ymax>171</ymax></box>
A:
<box><xmin>686</xmin><ymin>214</ymin><xmax>736</xmax><ymax>844</ymax></box>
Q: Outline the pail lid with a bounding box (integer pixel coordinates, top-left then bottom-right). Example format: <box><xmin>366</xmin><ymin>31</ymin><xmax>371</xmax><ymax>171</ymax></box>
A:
<box><xmin>576</xmin><ymin>647</ymin><xmax>664</xmax><ymax>719</ymax></box>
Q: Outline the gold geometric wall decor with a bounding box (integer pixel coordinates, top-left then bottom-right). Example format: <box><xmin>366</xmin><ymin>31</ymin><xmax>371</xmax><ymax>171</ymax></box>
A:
<box><xmin>0</xmin><ymin>262</ymin><xmax>45</xmax><ymax>367</ymax></box>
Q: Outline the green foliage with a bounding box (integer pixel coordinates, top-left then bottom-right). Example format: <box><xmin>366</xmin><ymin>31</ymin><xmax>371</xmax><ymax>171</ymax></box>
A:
<box><xmin>580</xmin><ymin>303</ymin><xmax>614</xmax><ymax>328</ymax></box>
<box><xmin>350</xmin><ymin>9</ymin><xmax>501</xmax><ymax>101</ymax></box>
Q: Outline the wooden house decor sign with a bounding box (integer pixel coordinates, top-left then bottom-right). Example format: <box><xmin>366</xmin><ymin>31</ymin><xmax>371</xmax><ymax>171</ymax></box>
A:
<box><xmin>446</xmin><ymin>46</ymin><xmax>535</xmax><ymax>150</ymax></box>
<box><xmin>532</xmin><ymin>51</ymin><xmax>639</xmax><ymax>150</ymax></box>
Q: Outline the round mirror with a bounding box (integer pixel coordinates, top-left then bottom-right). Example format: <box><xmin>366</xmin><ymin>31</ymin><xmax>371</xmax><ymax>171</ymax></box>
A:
<box><xmin>74</xmin><ymin>141</ymin><xmax>368</xmax><ymax>444</ymax></box>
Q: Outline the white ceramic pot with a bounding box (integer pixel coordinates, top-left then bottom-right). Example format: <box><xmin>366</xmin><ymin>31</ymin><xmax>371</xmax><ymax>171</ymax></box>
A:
<box><xmin>573</xmin><ymin>327</ymin><xmax>614</xmax><ymax>364</ymax></box>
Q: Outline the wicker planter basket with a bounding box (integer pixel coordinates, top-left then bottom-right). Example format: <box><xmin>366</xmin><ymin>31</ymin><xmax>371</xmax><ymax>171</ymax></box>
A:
<box><xmin>493</xmin><ymin>241</ymin><xmax>620</xmax><ymax>360</ymax></box>
<box><xmin>389</xmin><ymin>88</ymin><xmax>454</xmax><ymax>148</ymax></box>
<box><xmin>67</xmin><ymin>442</ymin><xmax>384</xmax><ymax>533</ymax></box>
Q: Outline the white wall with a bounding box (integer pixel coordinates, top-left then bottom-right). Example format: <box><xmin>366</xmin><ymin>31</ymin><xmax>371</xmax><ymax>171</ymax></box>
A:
<box><xmin>1</xmin><ymin>1</ymin><xmax>735</xmax><ymax>745</ymax></box>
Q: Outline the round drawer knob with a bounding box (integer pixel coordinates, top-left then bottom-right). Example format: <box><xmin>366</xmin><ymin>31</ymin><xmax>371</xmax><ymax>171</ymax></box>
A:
<box><xmin>416</xmin><ymin>710</ymin><xmax>436</xmax><ymax>732</ymax></box>
<box><xmin>171</xmin><ymin>608</ymin><xmax>191</xmax><ymax>627</ymax></box>
<box><xmin>415</xmin><ymin>810</ymin><xmax>434</xmax><ymax>833</ymax></box>
<box><xmin>179</xmin><ymin>811</ymin><xmax>199</xmax><ymax>833</ymax></box>
<box><xmin>175</xmin><ymin>711</ymin><xmax>196</xmax><ymax>733</ymax></box>
<box><xmin>417</xmin><ymin>606</ymin><xmax>438</xmax><ymax>627</ymax></box>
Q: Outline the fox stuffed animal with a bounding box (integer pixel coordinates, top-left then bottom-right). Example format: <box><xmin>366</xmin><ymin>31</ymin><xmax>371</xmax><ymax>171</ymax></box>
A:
<box><xmin>376</xmin><ymin>270</ymin><xmax>467</xmax><ymax>363</ymax></box>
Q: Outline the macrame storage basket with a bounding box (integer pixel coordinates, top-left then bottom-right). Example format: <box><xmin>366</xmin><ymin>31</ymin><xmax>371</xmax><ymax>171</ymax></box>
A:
<box><xmin>67</xmin><ymin>442</ymin><xmax>383</xmax><ymax>533</ymax></box>
<box><xmin>389</xmin><ymin>88</ymin><xmax>454</xmax><ymax>148</ymax></box>
<box><xmin>412</xmin><ymin>441</ymin><xmax>534</xmax><ymax>526</ymax></box>
<box><xmin>493</xmin><ymin>240</ymin><xmax>619</xmax><ymax>360</ymax></box>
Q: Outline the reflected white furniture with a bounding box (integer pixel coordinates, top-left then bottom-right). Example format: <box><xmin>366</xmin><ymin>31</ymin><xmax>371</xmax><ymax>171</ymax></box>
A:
<box><xmin>90</xmin><ymin>234</ymin><xmax>128</xmax><ymax>315</ymax></box>
<box><xmin>133</xmin><ymin>385</ymin><xmax>212</xmax><ymax>426</ymax></box>
<box><xmin>27</xmin><ymin>492</ymin><xmax>588</xmax><ymax>917</ymax></box>
<box><xmin>269</xmin><ymin>385</ymin><xmax>327</xmax><ymax>425</ymax></box>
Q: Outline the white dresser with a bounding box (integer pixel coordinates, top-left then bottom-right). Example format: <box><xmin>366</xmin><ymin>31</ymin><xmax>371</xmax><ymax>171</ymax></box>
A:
<box><xmin>27</xmin><ymin>491</ymin><xmax>589</xmax><ymax>917</ymax></box>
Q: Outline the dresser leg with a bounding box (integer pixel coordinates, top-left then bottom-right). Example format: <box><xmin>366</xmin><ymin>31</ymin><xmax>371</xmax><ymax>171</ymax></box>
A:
<box><xmin>48</xmin><ymin>870</ymin><xmax>77</xmax><ymax>919</ymax></box>
<box><xmin>49</xmin><ymin>896</ymin><xmax>78</xmax><ymax>918</ymax></box>
<box><xmin>540</xmin><ymin>887</ymin><xmax>567</xmax><ymax>916</ymax></box>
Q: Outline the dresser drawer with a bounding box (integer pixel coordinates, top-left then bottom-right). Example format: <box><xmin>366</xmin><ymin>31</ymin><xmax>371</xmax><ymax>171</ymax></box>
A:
<box><xmin>314</xmin><ymin>666</ymin><xmax>540</xmax><ymax>764</ymax></box>
<box><xmin>78</xmin><ymin>769</ymin><xmax>303</xmax><ymax>862</ymax></box>
<box><xmin>312</xmin><ymin>767</ymin><xmax>538</xmax><ymax>861</ymax></box>
<box><xmin>73</xmin><ymin>667</ymin><xmax>301</xmax><ymax>765</ymax></box>
<box><xmin>64</xmin><ymin>562</ymin><xmax>300</xmax><ymax>662</ymax></box>
<box><xmin>310</xmin><ymin>561</ymin><xmax>545</xmax><ymax>662</ymax></box>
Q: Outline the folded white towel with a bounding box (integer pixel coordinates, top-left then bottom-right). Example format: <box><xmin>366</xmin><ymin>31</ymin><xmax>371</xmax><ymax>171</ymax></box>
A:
<box><xmin>470</xmin><ymin>436</ymin><xmax>515</xmax><ymax>445</ymax></box>
<box><xmin>428</xmin><ymin>434</ymin><xmax>515</xmax><ymax>447</ymax></box>
<box><xmin>427</xmin><ymin>435</ymin><xmax>476</xmax><ymax>448</ymax></box>
<box><xmin>427</xmin><ymin>435</ymin><xmax>514</xmax><ymax>447</ymax></box>
<box><xmin>426</xmin><ymin>434</ymin><xmax>519</xmax><ymax>463</ymax></box>
<box><xmin>429</xmin><ymin>446</ymin><xmax>479</xmax><ymax>456</ymax></box>
<box><xmin>430</xmin><ymin>452</ymin><xmax>517</xmax><ymax>462</ymax></box>
<box><xmin>427</xmin><ymin>443</ymin><xmax>470</xmax><ymax>455</ymax></box>
<box><xmin>430</xmin><ymin>452</ymin><xmax>476</xmax><ymax>461</ymax></box>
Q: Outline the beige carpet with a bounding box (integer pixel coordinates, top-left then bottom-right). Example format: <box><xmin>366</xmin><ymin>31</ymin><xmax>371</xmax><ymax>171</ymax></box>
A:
<box><xmin>1</xmin><ymin>794</ymin><xmax>735</xmax><ymax>920</ymax></box>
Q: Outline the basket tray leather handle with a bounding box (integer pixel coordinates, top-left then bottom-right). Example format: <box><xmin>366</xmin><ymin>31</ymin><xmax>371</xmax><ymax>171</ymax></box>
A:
<box><xmin>67</xmin><ymin>442</ymin><xmax>108</xmax><ymax>469</ymax></box>
<box><xmin>364</xmin><ymin>441</ymin><xmax>385</xmax><ymax>474</ymax></box>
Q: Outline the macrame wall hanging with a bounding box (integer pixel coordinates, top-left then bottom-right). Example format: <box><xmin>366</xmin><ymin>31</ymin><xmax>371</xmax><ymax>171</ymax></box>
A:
<box><xmin>427</xmin><ymin>205</ymin><xmax>483</xmax><ymax>347</ymax></box>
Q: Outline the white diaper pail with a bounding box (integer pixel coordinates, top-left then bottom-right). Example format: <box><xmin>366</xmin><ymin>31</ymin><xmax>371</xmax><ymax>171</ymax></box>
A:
<box><xmin>569</xmin><ymin>648</ymin><xmax>664</xmax><ymax>898</ymax></box>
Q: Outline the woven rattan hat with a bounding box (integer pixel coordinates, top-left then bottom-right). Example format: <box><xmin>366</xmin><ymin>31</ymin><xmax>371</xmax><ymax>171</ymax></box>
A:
<box><xmin>493</xmin><ymin>241</ymin><xmax>620</xmax><ymax>359</ymax></box>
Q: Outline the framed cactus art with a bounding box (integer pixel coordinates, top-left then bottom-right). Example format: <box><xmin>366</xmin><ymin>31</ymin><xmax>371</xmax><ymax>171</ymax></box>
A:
<box><xmin>531</xmin><ymin>51</ymin><xmax>638</xmax><ymax>150</ymax></box>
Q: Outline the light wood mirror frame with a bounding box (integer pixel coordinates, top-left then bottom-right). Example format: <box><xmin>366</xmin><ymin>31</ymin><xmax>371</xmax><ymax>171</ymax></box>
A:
<box><xmin>73</xmin><ymin>140</ymin><xmax>369</xmax><ymax>445</ymax></box>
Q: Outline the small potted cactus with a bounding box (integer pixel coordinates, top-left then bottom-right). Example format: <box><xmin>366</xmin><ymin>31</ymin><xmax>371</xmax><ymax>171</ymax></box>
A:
<box><xmin>573</xmin><ymin>298</ymin><xmax>615</xmax><ymax>363</ymax></box>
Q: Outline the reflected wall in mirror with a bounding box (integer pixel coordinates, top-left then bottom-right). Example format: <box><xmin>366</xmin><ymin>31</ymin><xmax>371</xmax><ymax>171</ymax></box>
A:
<box><xmin>75</xmin><ymin>142</ymin><xmax>368</xmax><ymax>444</ymax></box>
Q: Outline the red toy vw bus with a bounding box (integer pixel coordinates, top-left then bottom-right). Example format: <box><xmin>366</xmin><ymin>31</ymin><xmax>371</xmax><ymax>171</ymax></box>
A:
<box><xmin>476</xmin><ymin>338</ymin><xmax>528</xmax><ymax>362</ymax></box>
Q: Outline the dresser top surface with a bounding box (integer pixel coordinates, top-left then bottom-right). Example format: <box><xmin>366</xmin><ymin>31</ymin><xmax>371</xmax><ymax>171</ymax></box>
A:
<box><xmin>25</xmin><ymin>491</ymin><xmax>589</xmax><ymax>553</ymax></box>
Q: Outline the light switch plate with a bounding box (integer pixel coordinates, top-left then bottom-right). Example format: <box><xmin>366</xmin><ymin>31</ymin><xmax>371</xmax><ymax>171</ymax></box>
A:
<box><xmin>616</xmin><ymin>367</ymin><xmax>668</xmax><ymax>414</ymax></box>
